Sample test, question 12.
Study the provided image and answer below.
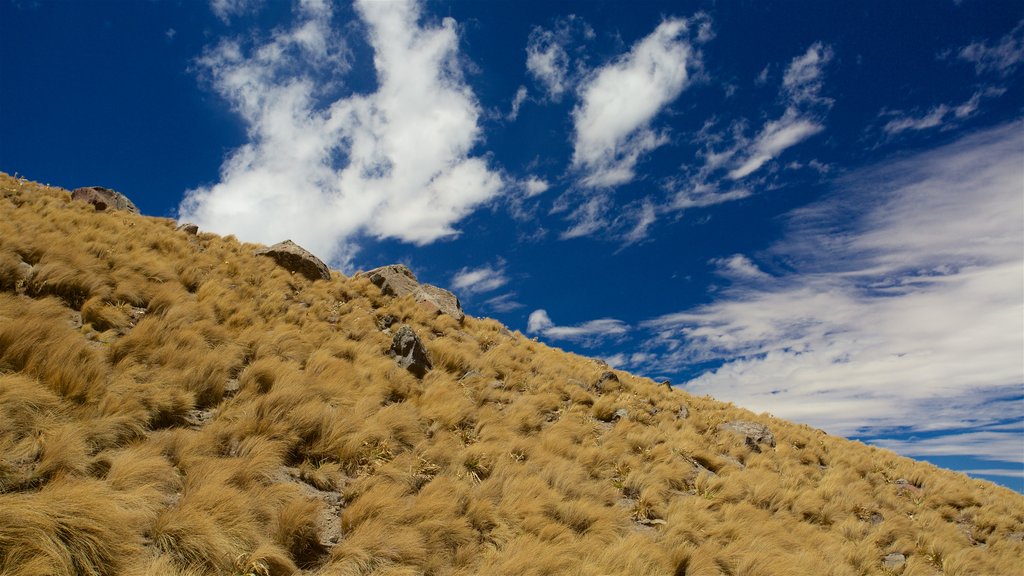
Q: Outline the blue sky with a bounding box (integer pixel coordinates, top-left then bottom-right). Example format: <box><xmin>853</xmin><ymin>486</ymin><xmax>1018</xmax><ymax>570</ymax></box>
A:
<box><xmin>2</xmin><ymin>0</ymin><xmax>1022</xmax><ymax>491</ymax></box>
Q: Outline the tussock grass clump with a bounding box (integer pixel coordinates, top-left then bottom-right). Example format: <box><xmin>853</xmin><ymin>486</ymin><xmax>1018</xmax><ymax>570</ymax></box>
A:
<box><xmin>0</xmin><ymin>172</ymin><xmax>1022</xmax><ymax>575</ymax></box>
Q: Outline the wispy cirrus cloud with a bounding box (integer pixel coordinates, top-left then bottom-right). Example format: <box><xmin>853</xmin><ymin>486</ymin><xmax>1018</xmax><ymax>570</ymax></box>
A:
<box><xmin>210</xmin><ymin>0</ymin><xmax>261</xmax><ymax>23</ymax></box>
<box><xmin>671</xmin><ymin>43</ymin><xmax>832</xmax><ymax>211</ymax></box>
<box><xmin>527</xmin><ymin>309</ymin><xmax>628</xmax><ymax>346</ymax></box>
<box><xmin>632</xmin><ymin>122</ymin><xmax>1023</xmax><ymax>464</ymax></box>
<box><xmin>180</xmin><ymin>0</ymin><xmax>502</xmax><ymax>268</ymax></box>
<box><xmin>958</xmin><ymin>20</ymin><xmax>1024</xmax><ymax>77</ymax></box>
<box><xmin>451</xmin><ymin>263</ymin><xmax>509</xmax><ymax>295</ymax></box>
<box><xmin>881</xmin><ymin>88</ymin><xmax>1004</xmax><ymax>135</ymax></box>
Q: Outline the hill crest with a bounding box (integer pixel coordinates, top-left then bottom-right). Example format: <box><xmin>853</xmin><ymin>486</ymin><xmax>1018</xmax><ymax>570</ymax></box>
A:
<box><xmin>0</xmin><ymin>172</ymin><xmax>1022</xmax><ymax>576</ymax></box>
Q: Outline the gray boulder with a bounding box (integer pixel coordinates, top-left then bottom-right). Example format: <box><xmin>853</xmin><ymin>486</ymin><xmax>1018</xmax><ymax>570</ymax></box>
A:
<box><xmin>882</xmin><ymin>553</ymin><xmax>906</xmax><ymax>570</ymax></box>
<box><xmin>359</xmin><ymin>264</ymin><xmax>464</xmax><ymax>322</ymax></box>
<box><xmin>254</xmin><ymin>240</ymin><xmax>331</xmax><ymax>281</ymax></box>
<box><xmin>176</xmin><ymin>222</ymin><xmax>199</xmax><ymax>235</ymax></box>
<box><xmin>719</xmin><ymin>420</ymin><xmax>776</xmax><ymax>451</ymax></box>
<box><xmin>389</xmin><ymin>325</ymin><xmax>432</xmax><ymax>378</ymax></box>
<box><xmin>71</xmin><ymin>186</ymin><xmax>139</xmax><ymax>213</ymax></box>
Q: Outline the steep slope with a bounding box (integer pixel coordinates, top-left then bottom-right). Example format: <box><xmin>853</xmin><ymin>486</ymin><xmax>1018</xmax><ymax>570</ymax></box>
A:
<box><xmin>0</xmin><ymin>172</ymin><xmax>1021</xmax><ymax>576</ymax></box>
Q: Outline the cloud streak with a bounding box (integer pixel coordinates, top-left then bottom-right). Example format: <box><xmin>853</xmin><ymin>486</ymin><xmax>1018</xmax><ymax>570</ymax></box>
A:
<box><xmin>527</xmin><ymin>309</ymin><xmax>628</xmax><ymax>346</ymax></box>
<box><xmin>635</xmin><ymin>122</ymin><xmax>1023</xmax><ymax>463</ymax></box>
<box><xmin>180</xmin><ymin>0</ymin><xmax>502</xmax><ymax>267</ymax></box>
<box><xmin>451</xmin><ymin>263</ymin><xmax>508</xmax><ymax>295</ymax></box>
<box><xmin>671</xmin><ymin>43</ymin><xmax>832</xmax><ymax>212</ymax></box>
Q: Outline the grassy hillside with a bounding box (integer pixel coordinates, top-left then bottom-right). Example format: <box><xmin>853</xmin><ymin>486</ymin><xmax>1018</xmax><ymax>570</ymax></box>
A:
<box><xmin>0</xmin><ymin>172</ymin><xmax>1021</xmax><ymax>576</ymax></box>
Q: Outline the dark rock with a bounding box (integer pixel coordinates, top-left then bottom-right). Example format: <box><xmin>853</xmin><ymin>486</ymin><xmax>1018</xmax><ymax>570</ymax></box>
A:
<box><xmin>359</xmin><ymin>264</ymin><xmax>465</xmax><ymax>322</ymax></box>
<box><xmin>254</xmin><ymin>240</ymin><xmax>331</xmax><ymax>281</ymax></box>
<box><xmin>71</xmin><ymin>186</ymin><xmax>139</xmax><ymax>213</ymax></box>
<box><xmin>594</xmin><ymin>371</ymin><xmax>619</xmax><ymax>393</ymax></box>
<box><xmin>389</xmin><ymin>325</ymin><xmax>432</xmax><ymax>378</ymax></box>
<box><xmin>176</xmin><ymin>222</ymin><xmax>199</xmax><ymax>235</ymax></box>
<box><xmin>882</xmin><ymin>552</ymin><xmax>906</xmax><ymax>570</ymax></box>
<box><xmin>719</xmin><ymin>420</ymin><xmax>776</xmax><ymax>448</ymax></box>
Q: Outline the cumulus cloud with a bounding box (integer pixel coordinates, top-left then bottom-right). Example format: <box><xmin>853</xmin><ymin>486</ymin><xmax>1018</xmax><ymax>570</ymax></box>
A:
<box><xmin>525</xmin><ymin>15</ymin><xmax>593</xmax><ymax>101</ymax></box>
<box><xmin>451</xmin><ymin>263</ymin><xmax>508</xmax><ymax>295</ymax></box>
<box><xmin>527</xmin><ymin>309</ymin><xmax>628</xmax><ymax>345</ymax></box>
<box><xmin>526</xmin><ymin>30</ymin><xmax>571</xmax><ymax>100</ymax></box>
<box><xmin>635</xmin><ymin>122</ymin><xmax>1023</xmax><ymax>463</ymax></box>
<box><xmin>571</xmin><ymin>18</ymin><xmax>695</xmax><ymax>188</ymax></box>
<box><xmin>958</xmin><ymin>20</ymin><xmax>1024</xmax><ymax>76</ymax></box>
<box><xmin>179</xmin><ymin>0</ymin><xmax>502</xmax><ymax>267</ymax></box>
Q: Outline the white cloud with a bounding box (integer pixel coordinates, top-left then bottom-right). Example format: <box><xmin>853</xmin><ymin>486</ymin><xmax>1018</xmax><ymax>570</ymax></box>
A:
<box><xmin>958</xmin><ymin>20</ymin><xmax>1024</xmax><ymax>76</ymax></box>
<box><xmin>527</xmin><ymin>309</ymin><xmax>628</xmax><ymax>345</ymax></box>
<box><xmin>635</xmin><ymin>122</ymin><xmax>1024</xmax><ymax>463</ymax></box>
<box><xmin>871</xmin><ymin>432</ymin><xmax>1024</xmax><ymax>465</ymax></box>
<box><xmin>603</xmin><ymin>353</ymin><xmax>629</xmax><ymax>368</ymax></box>
<box><xmin>727</xmin><ymin>110</ymin><xmax>823</xmax><ymax>179</ymax></box>
<box><xmin>571</xmin><ymin>18</ymin><xmax>694</xmax><ymax>188</ymax></box>
<box><xmin>711</xmin><ymin>254</ymin><xmax>771</xmax><ymax>281</ymax></box>
<box><xmin>782</xmin><ymin>42</ymin><xmax>833</xmax><ymax>104</ymax></box>
<box><xmin>483</xmin><ymin>293</ymin><xmax>524</xmax><ymax>313</ymax></box>
<box><xmin>527</xmin><ymin>309</ymin><xmax>554</xmax><ymax>333</ymax></box>
<box><xmin>210</xmin><ymin>0</ymin><xmax>262</xmax><ymax>23</ymax></box>
<box><xmin>622</xmin><ymin>200</ymin><xmax>656</xmax><ymax>245</ymax></box>
<box><xmin>671</xmin><ymin>181</ymin><xmax>751</xmax><ymax>210</ymax></box>
<box><xmin>526</xmin><ymin>28</ymin><xmax>571</xmax><ymax>100</ymax></box>
<box><xmin>451</xmin><ymin>263</ymin><xmax>508</xmax><ymax>295</ymax></box>
<box><xmin>881</xmin><ymin>90</ymin><xmax>1002</xmax><ymax>135</ymax></box>
<box><xmin>959</xmin><ymin>469</ymin><xmax>1024</xmax><ymax>479</ymax></box>
<box><xmin>725</xmin><ymin>44</ymin><xmax>832</xmax><ymax>180</ymax></box>
<box><xmin>668</xmin><ymin>43</ymin><xmax>832</xmax><ymax>213</ymax></box>
<box><xmin>523</xmin><ymin>176</ymin><xmax>550</xmax><ymax>197</ymax></box>
<box><xmin>525</xmin><ymin>15</ymin><xmax>593</xmax><ymax>101</ymax></box>
<box><xmin>559</xmin><ymin>195</ymin><xmax>609</xmax><ymax>240</ymax></box>
<box><xmin>179</xmin><ymin>0</ymin><xmax>503</xmax><ymax>267</ymax></box>
<box><xmin>507</xmin><ymin>85</ymin><xmax>528</xmax><ymax>120</ymax></box>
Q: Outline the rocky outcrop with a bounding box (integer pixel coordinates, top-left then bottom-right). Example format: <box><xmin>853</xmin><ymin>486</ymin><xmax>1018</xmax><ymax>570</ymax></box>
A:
<box><xmin>176</xmin><ymin>222</ymin><xmax>199</xmax><ymax>235</ymax></box>
<box><xmin>71</xmin><ymin>186</ymin><xmax>139</xmax><ymax>213</ymax></box>
<box><xmin>254</xmin><ymin>240</ymin><xmax>331</xmax><ymax>281</ymax></box>
<box><xmin>389</xmin><ymin>325</ymin><xmax>432</xmax><ymax>378</ymax></box>
<box><xmin>359</xmin><ymin>264</ymin><xmax>465</xmax><ymax>322</ymax></box>
<box><xmin>719</xmin><ymin>420</ymin><xmax>776</xmax><ymax>452</ymax></box>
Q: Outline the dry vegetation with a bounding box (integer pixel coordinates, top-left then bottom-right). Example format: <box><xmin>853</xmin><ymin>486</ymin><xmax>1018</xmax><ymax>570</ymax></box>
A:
<box><xmin>0</xmin><ymin>171</ymin><xmax>1022</xmax><ymax>576</ymax></box>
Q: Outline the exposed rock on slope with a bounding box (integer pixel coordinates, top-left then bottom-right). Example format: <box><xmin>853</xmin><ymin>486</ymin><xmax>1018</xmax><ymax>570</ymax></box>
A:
<box><xmin>70</xmin><ymin>185</ymin><xmax>139</xmax><ymax>213</ymax></box>
<box><xmin>255</xmin><ymin>239</ymin><xmax>332</xmax><ymax>281</ymax></box>
<box><xmin>359</xmin><ymin>264</ymin><xmax>464</xmax><ymax>321</ymax></box>
<box><xmin>389</xmin><ymin>325</ymin><xmax>432</xmax><ymax>378</ymax></box>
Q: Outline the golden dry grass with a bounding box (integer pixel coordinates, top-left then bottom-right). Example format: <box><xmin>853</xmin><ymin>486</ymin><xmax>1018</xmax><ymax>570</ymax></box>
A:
<box><xmin>0</xmin><ymin>171</ymin><xmax>1022</xmax><ymax>575</ymax></box>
